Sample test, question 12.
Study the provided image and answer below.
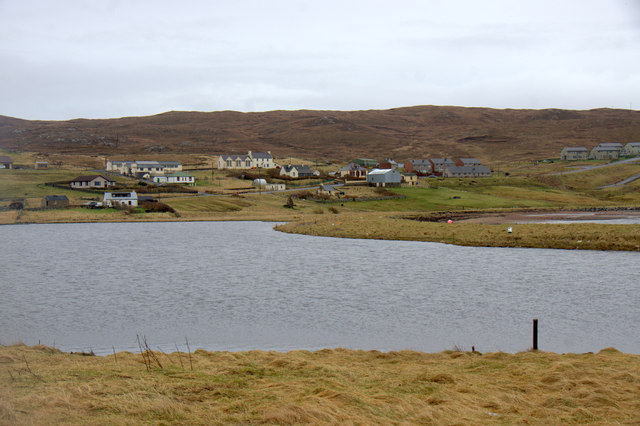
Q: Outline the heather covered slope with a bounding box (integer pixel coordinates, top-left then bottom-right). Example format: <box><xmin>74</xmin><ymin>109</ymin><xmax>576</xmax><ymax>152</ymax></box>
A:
<box><xmin>1</xmin><ymin>106</ymin><xmax>639</xmax><ymax>162</ymax></box>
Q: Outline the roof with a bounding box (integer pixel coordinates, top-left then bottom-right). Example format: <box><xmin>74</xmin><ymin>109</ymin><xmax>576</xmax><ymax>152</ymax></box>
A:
<box><xmin>563</xmin><ymin>147</ymin><xmax>588</xmax><ymax>151</ymax></box>
<box><xmin>624</xmin><ymin>142</ymin><xmax>640</xmax><ymax>146</ymax></box>
<box><xmin>70</xmin><ymin>175</ymin><xmax>115</xmax><ymax>183</ymax></box>
<box><xmin>591</xmin><ymin>146</ymin><xmax>621</xmax><ymax>152</ymax></box>
<box><xmin>0</xmin><ymin>156</ymin><xmax>13</xmax><ymax>163</ymax></box>
<box><xmin>458</xmin><ymin>158</ymin><xmax>481</xmax><ymax>163</ymax></box>
<box><xmin>220</xmin><ymin>154</ymin><xmax>250</xmax><ymax>161</ymax></box>
<box><xmin>598</xmin><ymin>143</ymin><xmax>623</xmax><ymax>148</ymax></box>
<box><xmin>368</xmin><ymin>168</ymin><xmax>396</xmax><ymax>175</ymax></box>
<box><xmin>339</xmin><ymin>162</ymin><xmax>367</xmax><ymax>172</ymax></box>
<box><xmin>431</xmin><ymin>158</ymin><xmax>454</xmax><ymax>164</ymax></box>
<box><xmin>44</xmin><ymin>195</ymin><xmax>68</xmax><ymax>201</ymax></box>
<box><xmin>320</xmin><ymin>184</ymin><xmax>337</xmax><ymax>191</ymax></box>
<box><xmin>446</xmin><ymin>165</ymin><xmax>491</xmax><ymax>174</ymax></box>
<box><xmin>250</xmin><ymin>151</ymin><xmax>273</xmax><ymax>160</ymax></box>
<box><xmin>166</xmin><ymin>172</ymin><xmax>194</xmax><ymax>177</ymax></box>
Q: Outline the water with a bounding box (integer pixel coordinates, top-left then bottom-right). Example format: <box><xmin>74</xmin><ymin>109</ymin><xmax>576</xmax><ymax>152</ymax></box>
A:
<box><xmin>1</xmin><ymin>221</ymin><xmax>639</xmax><ymax>355</ymax></box>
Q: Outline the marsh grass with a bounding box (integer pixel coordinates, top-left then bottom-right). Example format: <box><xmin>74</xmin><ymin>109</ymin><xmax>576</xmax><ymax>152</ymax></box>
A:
<box><xmin>276</xmin><ymin>212</ymin><xmax>640</xmax><ymax>251</ymax></box>
<box><xmin>1</xmin><ymin>344</ymin><xmax>638</xmax><ymax>424</ymax></box>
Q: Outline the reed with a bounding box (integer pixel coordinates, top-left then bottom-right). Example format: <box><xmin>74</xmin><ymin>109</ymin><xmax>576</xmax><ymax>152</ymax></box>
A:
<box><xmin>1</xmin><ymin>344</ymin><xmax>638</xmax><ymax>424</ymax></box>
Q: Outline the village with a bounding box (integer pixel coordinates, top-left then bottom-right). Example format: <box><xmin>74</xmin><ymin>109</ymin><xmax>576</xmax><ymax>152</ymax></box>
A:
<box><xmin>1</xmin><ymin>140</ymin><xmax>640</xmax><ymax>214</ymax></box>
<box><xmin>0</xmin><ymin>150</ymin><xmax>497</xmax><ymax>211</ymax></box>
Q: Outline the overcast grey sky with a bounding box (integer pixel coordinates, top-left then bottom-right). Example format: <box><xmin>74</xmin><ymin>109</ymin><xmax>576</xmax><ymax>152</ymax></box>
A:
<box><xmin>1</xmin><ymin>0</ymin><xmax>639</xmax><ymax>120</ymax></box>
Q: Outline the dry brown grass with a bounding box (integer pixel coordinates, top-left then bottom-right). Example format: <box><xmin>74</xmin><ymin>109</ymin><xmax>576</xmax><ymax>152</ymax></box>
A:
<box><xmin>1</xmin><ymin>344</ymin><xmax>638</xmax><ymax>424</ymax></box>
<box><xmin>275</xmin><ymin>212</ymin><xmax>640</xmax><ymax>251</ymax></box>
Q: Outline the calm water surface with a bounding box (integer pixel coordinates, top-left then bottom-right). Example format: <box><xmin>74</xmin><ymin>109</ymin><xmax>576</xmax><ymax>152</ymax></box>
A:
<box><xmin>1</xmin><ymin>221</ymin><xmax>639</xmax><ymax>354</ymax></box>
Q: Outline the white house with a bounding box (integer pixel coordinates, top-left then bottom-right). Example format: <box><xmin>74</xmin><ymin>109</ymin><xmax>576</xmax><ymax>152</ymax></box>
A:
<box><xmin>106</xmin><ymin>160</ymin><xmax>182</xmax><ymax>176</ymax></box>
<box><xmin>589</xmin><ymin>143</ymin><xmax>622</xmax><ymax>160</ymax></box>
<box><xmin>560</xmin><ymin>147</ymin><xmax>589</xmax><ymax>161</ymax></box>
<box><xmin>152</xmin><ymin>172</ymin><xmax>195</xmax><ymax>185</ymax></box>
<box><xmin>103</xmin><ymin>190</ymin><xmax>138</xmax><ymax>207</ymax></box>
<box><xmin>366</xmin><ymin>169</ymin><xmax>402</xmax><ymax>187</ymax></box>
<box><xmin>217</xmin><ymin>151</ymin><xmax>275</xmax><ymax>170</ymax></box>
<box><xmin>70</xmin><ymin>175</ymin><xmax>116</xmax><ymax>189</ymax></box>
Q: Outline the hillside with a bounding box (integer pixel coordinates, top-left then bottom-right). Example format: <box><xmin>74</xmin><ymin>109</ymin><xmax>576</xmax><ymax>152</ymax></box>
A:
<box><xmin>1</xmin><ymin>106</ymin><xmax>639</xmax><ymax>163</ymax></box>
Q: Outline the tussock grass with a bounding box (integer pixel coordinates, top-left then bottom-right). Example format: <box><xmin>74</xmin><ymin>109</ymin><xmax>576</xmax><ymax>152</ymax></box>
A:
<box><xmin>276</xmin><ymin>212</ymin><xmax>640</xmax><ymax>251</ymax></box>
<box><xmin>1</xmin><ymin>344</ymin><xmax>638</xmax><ymax>424</ymax></box>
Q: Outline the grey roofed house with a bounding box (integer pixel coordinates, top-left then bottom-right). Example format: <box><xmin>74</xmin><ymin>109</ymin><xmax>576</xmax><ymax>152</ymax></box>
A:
<box><xmin>42</xmin><ymin>195</ymin><xmax>69</xmax><ymax>208</ymax></box>
<box><xmin>443</xmin><ymin>165</ymin><xmax>491</xmax><ymax>178</ymax></box>
<box><xmin>622</xmin><ymin>142</ymin><xmax>640</xmax><ymax>156</ymax></box>
<box><xmin>406</xmin><ymin>159</ymin><xmax>433</xmax><ymax>174</ymax></box>
<box><xmin>366</xmin><ymin>168</ymin><xmax>402</xmax><ymax>186</ymax></box>
<box><xmin>589</xmin><ymin>145</ymin><xmax>621</xmax><ymax>160</ymax></box>
<box><xmin>430</xmin><ymin>158</ymin><xmax>455</xmax><ymax>173</ymax></box>
<box><xmin>281</xmin><ymin>164</ymin><xmax>313</xmax><ymax>177</ymax></box>
<box><xmin>456</xmin><ymin>158</ymin><xmax>482</xmax><ymax>167</ymax></box>
<box><xmin>249</xmin><ymin>151</ymin><xmax>272</xmax><ymax>160</ymax></box>
<box><xmin>560</xmin><ymin>147</ymin><xmax>588</xmax><ymax>160</ymax></box>
<box><xmin>70</xmin><ymin>174</ymin><xmax>116</xmax><ymax>188</ymax></box>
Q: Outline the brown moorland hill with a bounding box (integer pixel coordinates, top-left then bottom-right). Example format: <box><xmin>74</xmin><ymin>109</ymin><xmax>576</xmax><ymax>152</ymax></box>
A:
<box><xmin>1</xmin><ymin>106</ymin><xmax>639</xmax><ymax>163</ymax></box>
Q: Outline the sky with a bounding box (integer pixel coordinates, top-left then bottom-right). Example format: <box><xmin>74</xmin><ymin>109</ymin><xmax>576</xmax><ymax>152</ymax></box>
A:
<box><xmin>1</xmin><ymin>0</ymin><xmax>639</xmax><ymax>120</ymax></box>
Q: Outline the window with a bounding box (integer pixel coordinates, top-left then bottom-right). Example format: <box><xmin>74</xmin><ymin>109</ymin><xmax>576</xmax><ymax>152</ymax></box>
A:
<box><xmin>227</xmin><ymin>159</ymin><xmax>232</xmax><ymax>167</ymax></box>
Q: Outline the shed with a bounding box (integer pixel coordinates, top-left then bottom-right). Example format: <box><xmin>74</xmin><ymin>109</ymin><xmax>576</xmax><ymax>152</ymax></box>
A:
<box><xmin>0</xmin><ymin>156</ymin><xmax>13</xmax><ymax>169</ymax></box>
<box><xmin>42</xmin><ymin>195</ymin><xmax>69</xmax><ymax>209</ymax></box>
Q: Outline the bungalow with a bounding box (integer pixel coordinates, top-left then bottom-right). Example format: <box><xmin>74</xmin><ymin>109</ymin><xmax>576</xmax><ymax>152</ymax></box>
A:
<box><xmin>103</xmin><ymin>190</ymin><xmax>138</xmax><ymax>207</ymax></box>
<box><xmin>589</xmin><ymin>143</ymin><xmax>622</xmax><ymax>160</ymax></box>
<box><xmin>455</xmin><ymin>158</ymin><xmax>482</xmax><ymax>167</ymax></box>
<box><xmin>560</xmin><ymin>147</ymin><xmax>588</xmax><ymax>161</ymax></box>
<box><xmin>280</xmin><ymin>164</ymin><xmax>314</xmax><ymax>178</ymax></box>
<box><xmin>367</xmin><ymin>169</ymin><xmax>402</xmax><ymax>187</ymax></box>
<box><xmin>429</xmin><ymin>158</ymin><xmax>455</xmax><ymax>174</ymax></box>
<box><xmin>443</xmin><ymin>165</ymin><xmax>491</xmax><ymax>178</ymax></box>
<box><xmin>42</xmin><ymin>195</ymin><xmax>69</xmax><ymax>209</ymax></box>
<box><xmin>401</xmin><ymin>173</ymin><xmax>418</xmax><ymax>185</ymax></box>
<box><xmin>622</xmin><ymin>142</ymin><xmax>640</xmax><ymax>157</ymax></box>
<box><xmin>404</xmin><ymin>159</ymin><xmax>433</xmax><ymax>175</ymax></box>
<box><xmin>152</xmin><ymin>172</ymin><xmax>195</xmax><ymax>185</ymax></box>
<box><xmin>70</xmin><ymin>175</ymin><xmax>116</xmax><ymax>189</ymax></box>
<box><xmin>338</xmin><ymin>163</ymin><xmax>367</xmax><ymax>178</ymax></box>
<box><xmin>0</xmin><ymin>156</ymin><xmax>13</xmax><ymax>169</ymax></box>
<box><xmin>217</xmin><ymin>151</ymin><xmax>275</xmax><ymax>170</ymax></box>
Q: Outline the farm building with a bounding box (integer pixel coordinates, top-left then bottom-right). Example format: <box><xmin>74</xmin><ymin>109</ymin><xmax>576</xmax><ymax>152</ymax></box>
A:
<box><xmin>34</xmin><ymin>161</ymin><xmax>49</xmax><ymax>169</ymax></box>
<box><xmin>0</xmin><ymin>156</ymin><xmax>13</xmax><ymax>169</ymax></box>
<box><xmin>42</xmin><ymin>195</ymin><xmax>69</xmax><ymax>209</ymax></box>
<box><xmin>560</xmin><ymin>147</ymin><xmax>588</xmax><ymax>161</ymax></box>
<box><xmin>367</xmin><ymin>169</ymin><xmax>402</xmax><ymax>187</ymax></box>
<box><xmin>70</xmin><ymin>175</ymin><xmax>116</xmax><ymax>189</ymax></box>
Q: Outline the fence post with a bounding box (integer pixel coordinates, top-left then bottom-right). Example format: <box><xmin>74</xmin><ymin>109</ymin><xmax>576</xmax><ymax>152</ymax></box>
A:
<box><xmin>533</xmin><ymin>318</ymin><xmax>539</xmax><ymax>351</ymax></box>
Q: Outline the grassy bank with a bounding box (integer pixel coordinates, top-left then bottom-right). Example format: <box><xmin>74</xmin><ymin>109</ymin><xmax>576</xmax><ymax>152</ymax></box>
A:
<box><xmin>275</xmin><ymin>212</ymin><xmax>640</xmax><ymax>251</ymax></box>
<box><xmin>1</xmin><ymin>344</ymin><xmax>638</xmax><ymax>424</ymax></box>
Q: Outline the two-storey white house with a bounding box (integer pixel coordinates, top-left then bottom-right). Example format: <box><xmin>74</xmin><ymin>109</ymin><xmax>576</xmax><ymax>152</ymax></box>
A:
<box><xmin>217</xmin><ymin>151</ymin><xmax>275</xmax><ymax>170</ymax></box>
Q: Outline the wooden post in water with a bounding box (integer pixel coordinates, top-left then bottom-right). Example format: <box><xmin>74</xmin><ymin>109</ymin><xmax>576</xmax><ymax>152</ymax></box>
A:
<box><xmin>533</xmin><ymin>318</ymin><xmax>539</xmax><ymax>351</ymax></box>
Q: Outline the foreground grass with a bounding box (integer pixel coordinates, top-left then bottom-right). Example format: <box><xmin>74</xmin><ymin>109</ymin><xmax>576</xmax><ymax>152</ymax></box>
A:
<box><xmin>1</xmin><ymin>344</ymin><xmax>638</xmax><ymax>424</ymax></box>
<box><xmin>276</xmin><ymin>212</ymin><xmax>640</xmax><ymax>251</ymax></box>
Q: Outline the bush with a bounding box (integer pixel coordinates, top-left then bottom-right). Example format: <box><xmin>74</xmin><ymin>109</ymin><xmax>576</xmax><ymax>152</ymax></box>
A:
<box><xmin>328</xmin><ymin>206</ymin><xmax>339</xmax><ymax>214</ymax></box>
<box><xmin>139</xmin><ymin>201</ymin><xmax>175</xmax><ymax>213</ymax></box>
